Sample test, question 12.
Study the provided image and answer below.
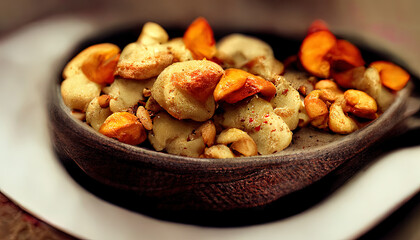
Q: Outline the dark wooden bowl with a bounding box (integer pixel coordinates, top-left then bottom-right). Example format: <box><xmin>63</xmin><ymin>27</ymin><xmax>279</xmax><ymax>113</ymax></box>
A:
<box><xmin>47</xmin><ymin>25</ymin><xmax>418</xmax><ymax>222</ymax></box>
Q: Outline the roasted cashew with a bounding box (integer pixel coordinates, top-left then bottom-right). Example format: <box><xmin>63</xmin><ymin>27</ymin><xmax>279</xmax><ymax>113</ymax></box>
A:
<box><xmin>61</xmin><ymin>74</ymin><xmax>102</xmax><ymax>112</ymax></box>
<box><xmin>343</xmin><ymin>89</ymin><xmax>378</xmax><ymax>119</ymax></box>
<box><xmin>148</xmin><ymin>112</ymin><xmax>205</xmax><ymax>157</ymax></box>
<box><xmin>216</xmin><ymin>128</ymin><xmax>258</xmax><ymax>157</ymax></box>
<box><xmin>115</xmin><ymin>42</ymin><xmax>173</xmax><ymax>80</ymax></box>
<box><xmin>163</xmin><ymin>38</ymin><xmax>194</xmax><ymax>62</ymax></box>
<box><xmin>137</xmin><ymin>22</ymin><xmax>169</xmax><ymax>45</ymax></box>
<box><xmin>328</xmin><ymin>97</ymin><xmax>358</xmax><ymax>134</ymax></box>
<box><xmin>203</xmin><ymin>145</ymin><xmax>236</xmax><ymax>159</ymax></box>
<box><xmin>304</xmin><ymin>90</ymin><xmax>329</xmax><ymax>129</ymax></box>
<box><xmin>314</xmin><ymin>79</ymin><xmax>343</xmax><ymax>102</ymax></box>
<box><xmin>86</xmin><ymin>96</ymin><xmax>112</xmax><ymax>131</ymax></box>
<box><xmin>136</xmin><ymin>106</ymin><xmax>153</xmax><ymax>131</ymax></box>
<box><xmin>188</xmin><ymin>120</ymin><xmax>217</xmax><ymax>147</ymax></box>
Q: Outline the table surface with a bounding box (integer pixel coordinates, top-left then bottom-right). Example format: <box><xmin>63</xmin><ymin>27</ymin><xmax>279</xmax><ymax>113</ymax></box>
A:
<box><xmin>0</xmin><ymin>193</ymin><xmax>76</xmax><ymax>240</ymax></box>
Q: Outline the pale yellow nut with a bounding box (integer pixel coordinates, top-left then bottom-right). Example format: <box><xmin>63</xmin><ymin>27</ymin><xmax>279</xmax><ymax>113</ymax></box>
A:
<box><xmin>328</xmin><ymin>97</ymin><xmax>358</xmax><ymax>134</ymax></box>
<box><xmin>148</xmin><ymin>112</ymin><xmax>205</xmax><ymax>157</ymax></box>
<box><xmin>61</xmin><ymin>74</ymin><xmax>102</xmax><ymax>112</ymax></box>
<box><xmin>137</xmin><ymin>22</ymin><xmax>169</xmax><ymax>45</ymax></box>
<box><xmin>216</xmin><ymin>97</ymin><xmax>292</xmax><ymax>155</ymax></box>
<box><xmin>151</xmin><ymin>60</ymin><xmax>223</xmax><ymax>121</ymax></box>
<box><xmin>314</xmin><ymin>79</ymin><xmax>344</xmax><ymax>102</ymax></box>
<box><xmin>163</xmin><ymin>38</ymin><xmax>194</xmax><ymax>62</ymax></box>
<box><xmin>204</xmin><ymin>145</ymin><xmax>236</xmax><ymax>159</ymax></box>
<box><xmin>270</xmin><ymin>75</ymin><xmax>301</xmax><ymax>130</ymax></box>
<box><xmin>115</xmin><ymin>42</ymin><xmax>173</xmax><ymax>80</ymax></box>
<box><xmin>86</xmin><ymin>96</ymin><xmax>112</xmax><ymax>131</ymax></box>
<box><xmin>217</xmin><ymin>128</ymin><xmax>258</xmax><ymax>157</ymax></box>
<box><xmin>187</xmin><ymin>121</ymin><xmax>216</xmax><ymax>147</ymax></box>
<box><xmin>103</xmin><ymin>78</ymin><xmax>155</xmax><ymax>112</ymax></box>
<box><xmin>354</xmin><ymin>67</ymin><xmax>394</xmax><ymax>112</ymax></box>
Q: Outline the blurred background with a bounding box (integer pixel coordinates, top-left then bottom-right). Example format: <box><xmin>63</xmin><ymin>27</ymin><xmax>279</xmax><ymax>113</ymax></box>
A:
<box><xmin>1</xmin><ymin>0</ymin><xmax>419</xmax><ymax>75</ymax></box>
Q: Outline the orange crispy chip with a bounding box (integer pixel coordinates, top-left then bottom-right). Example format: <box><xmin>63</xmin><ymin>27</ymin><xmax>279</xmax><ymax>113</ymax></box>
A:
<box><xmin>299</xmin><ymin>30</ymin><xmax>337</xmax><ymax>78</ymax></box>
<box><xmin>81</xmin><ymin>43</ymin><xmax>120</xmax><ymax>84</ymax></box>
<box><xmin>328</xmin><ymin>39</ymin><xmax>365</xmax><ymax>71</ymax></box>
<box><xmin>183</xmin><ymin>17</ymin><xmax>217</xmax><ymax>60</ymax></box>
<box><xmin>99</xmin><ymin>112</ymin><xmax>146</xmax><ymax>145</ymax></box>
<box><xmin>214</xmin><ymin>68</ymin><xmax>276</xmax><ymax>104</ymax></box>
<box><xmin>370</xmin><ymin>61</ymin><xmax>410</xmax><ymax>91</ymax></box>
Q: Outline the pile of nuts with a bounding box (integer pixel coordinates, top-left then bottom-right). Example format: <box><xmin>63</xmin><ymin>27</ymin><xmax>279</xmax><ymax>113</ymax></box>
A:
<box><xmin>61</xmin><ymin>18</ymin><xmax>410</xmax><ymax>158</ymax></box>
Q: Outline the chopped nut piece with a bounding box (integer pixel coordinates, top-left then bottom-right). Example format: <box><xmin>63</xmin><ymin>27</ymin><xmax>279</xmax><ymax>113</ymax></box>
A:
<box><xmin>97</xmin><ymin>95</ymin><xmax>111</xmax><ymax>108</ymax></box>
<box><xmin>143</xmin><ymin>88</ymin><xmax>152</xmax><ymax>98</ymax></box>
<box><xmin>136</xmin><ymin>106</ymin><xmax>153</xmax><ymax>130</ymax></box>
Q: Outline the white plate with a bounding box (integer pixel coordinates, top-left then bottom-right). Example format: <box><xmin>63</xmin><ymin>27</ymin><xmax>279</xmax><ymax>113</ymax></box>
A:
<box><xmin>0</xmin><ymin>15</ymin><xmax>419</xmax><ymax>240</ymax></box>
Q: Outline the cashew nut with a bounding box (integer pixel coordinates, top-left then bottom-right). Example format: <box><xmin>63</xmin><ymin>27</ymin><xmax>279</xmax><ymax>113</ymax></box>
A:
<box><xmin>343</xmin><ymin>89</ymin><xmax>378</xmax><ymax>119</ymax></box>
<box><xmin>148</xmin><ymin>112</ymin><xmax>205</xmax><ymax>157</ymax></box>
<box><xmin>61</xmin><ymin>74</ymin><xmax>102</xmax><ymax>112</ymax></box>
<box><xmin>328</xmin><ymin>97</ymin><xmax>359</xmax><ymax>134</ymax></box>
<box><xmin>151</xmin><ymin>60</ymin><xmax>223</xmax><ymax>121</ymax></box>
<box><xmin>314</xmin><ymin>79</ymin><xmax>343</xmax><ymax>102</ymax></box>
<box><xmin>198</xmin><ymin>121</ymin><xmax>217</xmax><ymax>147</ymax></box>
<box><xmin>203</xmin><ymin>145</ymin><xmax>236</xmax><ymax>159</ymax></box>
<box><xmin>217</xmin><ymin>128</ymin><xmax>258</xmax><ymax>157</ymax></box>
<box><xmin>61</xmin><ymin>44</ymin><xmax>118</xmax><ymax>111</ymax></box>
<box><xmin>163</xmin><ymin>38</ymin><xmax>194</xmax><ymax>62</ymax></box>
<box><xmin>86</xmin><ymin>96</ymin><xmax>113</xmax><ymax>131</ymax></box>
<box><xmin>115</xmin><ymin>42</ymin><xmax>173</xmax><ymax>80</ymax></box>
<box><xmin>304</xmin><ymin>90</ymin><xmax>329</xmax><ymax>129</ymax></box>
<box><xmin>137</xmin><ymin>22</ymin><xmax>169</xmax><ymax>46</ymax></box>
<box><xmin>103</xmin><ymin>77</ymin><xmax>155</xmax><ymax>112</ymax></box>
